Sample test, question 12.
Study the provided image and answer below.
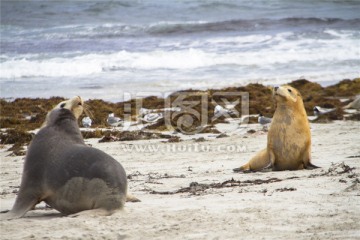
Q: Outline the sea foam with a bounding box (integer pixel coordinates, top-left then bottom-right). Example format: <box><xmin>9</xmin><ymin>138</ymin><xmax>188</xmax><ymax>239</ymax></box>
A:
<box><xmin>1</xmin><ymin>30</ymin><xmax>358</xmax><ymax>79</ymax></box>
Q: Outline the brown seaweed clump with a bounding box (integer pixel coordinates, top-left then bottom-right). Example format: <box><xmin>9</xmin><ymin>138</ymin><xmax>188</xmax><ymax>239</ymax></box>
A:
<box><xmin>0</xmin><ymin>97</ymin><xmax>65</xmax><ymax>130</ymax></box>
<box><xmin>98</xmin><ymin>130</ymin><xmax>170</xmax><ymax>143</ymax></box>
<box><xmin>288</xmin><ymin>79</ymin><xmax>359</xmax><ymax>121</ymax></box>
<box><xmin>81</xmin><ymin>129</ymin><xmax>111</xmax><ymax>139</ymax></box>
<box><xmin>0</xmin><ymin>128</ymin><xmax>34</xmax><ymax>156</ymax></box>
<box><xmin>324</xmin><ymin>78</ymin><xmax>360</xmax><ymax>97</ymax></box>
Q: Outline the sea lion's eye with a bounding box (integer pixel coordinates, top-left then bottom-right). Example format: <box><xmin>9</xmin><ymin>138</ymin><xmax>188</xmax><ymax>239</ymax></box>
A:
<box><xmin>60</xmin><ymin>103</ymin><xmax>65</xmax><ymax>108</ymax></box>
<box><xmin>78</xmin><ymin>102</ymin><xmax>82</xmax><ymax>106</ymax></box>
<box><xmin>288</xmin><ymin>89</ymin><xmax>292</xmax><ymax>93</ymax></box>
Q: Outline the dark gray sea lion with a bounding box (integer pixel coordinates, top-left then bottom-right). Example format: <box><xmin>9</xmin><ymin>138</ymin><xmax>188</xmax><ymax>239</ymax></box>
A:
<box><xmin>2</xmin><ymin>106</ymin><xmax>128</xmax><ymax>220</ymax></box>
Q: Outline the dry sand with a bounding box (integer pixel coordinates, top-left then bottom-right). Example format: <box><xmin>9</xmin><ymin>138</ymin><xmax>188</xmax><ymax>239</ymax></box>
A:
<box><xmin>0</xmin><ymin>121</ymin><xmax>359</xmax><ymax>240</ymax></box>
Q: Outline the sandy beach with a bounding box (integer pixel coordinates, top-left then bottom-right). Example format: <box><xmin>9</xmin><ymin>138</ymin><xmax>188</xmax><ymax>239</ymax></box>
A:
<box><xmin>1</xmin><ymin>1</ymin><xmax>360</xmax><ymax>239</ymax></box>
<box><xmin>1</xmin><ymin>120</ymin><xmax>359</xmax><ymax>240</ymax></box>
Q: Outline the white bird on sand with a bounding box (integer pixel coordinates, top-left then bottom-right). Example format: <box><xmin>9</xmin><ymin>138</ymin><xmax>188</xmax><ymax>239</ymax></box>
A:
<box><xmin>82</xmin><ymin>116</ymin><xmax>92</xmax><ymax>128</ymax></box>
<box><xmin>142</xmin><ymin>113</ymin><xmax>164</xmax><ymax>123</ymax></box>
<box><xmin>313</xmin><ymin>106</ymin><xmax>335</xmax><ymax>116</ymax></box>
<box><xmin>258</xmin><ymin>114</ymin><xmax>272</xmax><ymax>125</ymax></box>
<box><xmin>107</xmin><ymin>113</ymin><xmax>123</xmax><ymax>127</ymax></box>
<box><xmin>214</xmin><ymin>105</ymin><xmax>233</xmax><ymax>117</ymax></box>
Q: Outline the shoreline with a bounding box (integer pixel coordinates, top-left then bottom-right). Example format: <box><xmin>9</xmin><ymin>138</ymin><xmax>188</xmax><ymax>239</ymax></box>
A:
<box><xmin>1</xmin><ymin>77</ymin><xmax>359</xmax><ymax>103</ymax></box>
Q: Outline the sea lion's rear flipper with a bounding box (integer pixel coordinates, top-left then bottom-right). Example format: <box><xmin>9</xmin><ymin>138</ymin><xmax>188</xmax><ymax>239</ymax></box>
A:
<box><xmin>305</xmin><ymin>162</ymin><xmax>320</xmax><ymax>170</ymax></box>
<box><xmin>234</xmin><ymin>148</ymin><xmax>270</xmax><ymax>173</ymax></box>
<box><xmin>126</xmin><ymin>194</ymin><xmax>141</xmax><ymax>202</ymax></box>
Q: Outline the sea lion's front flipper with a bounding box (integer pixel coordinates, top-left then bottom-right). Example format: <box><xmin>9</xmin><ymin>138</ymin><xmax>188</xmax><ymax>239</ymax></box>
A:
<box><xmin>300</xmin><ymin>143</ymin><xmax>319</xmax><ymax>170</ymax></box>
<box><xmin>0</xmin><ymin>191</ymin><xmax>39</xmax><ymax>220</ymax></box>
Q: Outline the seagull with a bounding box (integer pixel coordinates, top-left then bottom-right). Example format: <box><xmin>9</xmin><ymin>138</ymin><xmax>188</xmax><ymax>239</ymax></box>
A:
<box><xmin>161</xmin><ymin>107</ymin><xmax>181</xmax><ymax>112</ymax></box>
<box><xmin>258</xmin><ymin>114</ymin><xmax>272</xmax><ymax>125</ymax></box>
<box><xmin>313</xmin><ymin>106</ymin><xmax>335</xmax><ymax>116</ymax></box>
<box><xmin>225</xmin><ymin>103</ymin><xmax>236</xmax><ymax>110</ymax></box>
<box><xmin>214</xmin><ymin>105</ymin><xmax>233</xmax><ymax>117</ymax></box>
<box><xmin>139</xmin><ymin>108</ymin><xmax>153</xmax><ymax>117</ymax></box>
<box><xmin>307</xmin><ymin>115</ymin><xmax>318</xmax><ymax>121</ymax></box>
<box><xmin>142</xmin><ymin>113</ymin><xmax>163</xmax><ymax>123</ymax></box>
<box><xmin>107</xmin><ymin>113</ymin><xmax>123</xmax><ymax>127</ymax></box>
<box><xmin>82</xmin><ymin>116</ymin><xmax>92</xmax><ymax>128</ymax></box>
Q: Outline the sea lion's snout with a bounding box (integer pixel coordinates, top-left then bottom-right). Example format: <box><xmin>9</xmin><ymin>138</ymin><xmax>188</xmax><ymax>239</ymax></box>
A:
<box><xmin>273</xmin><ymin>86</ymin><xmax>280</xmax><ymax>96</ymax></box>
<box><xmin>76</xmin><ymin>96</ymin><xmax>83</xmax><ymax>106</ymax></box>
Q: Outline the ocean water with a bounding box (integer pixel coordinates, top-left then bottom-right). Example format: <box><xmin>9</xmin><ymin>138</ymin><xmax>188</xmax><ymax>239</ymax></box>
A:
<box><xmin>1</xmin><ymin>0</ymin><xmax>359</xmax><ymax>101</ymax></box>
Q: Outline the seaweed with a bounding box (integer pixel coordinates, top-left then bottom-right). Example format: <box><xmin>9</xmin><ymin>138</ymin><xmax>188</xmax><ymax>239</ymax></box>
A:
<box><xmin>149</xmin><ymin>178</ymin><xmax>282</xmax><ymax>195</ymax></box>
<box><xmin>0</xmin><ymin>78</ymin><xmax>359</xmax><ymax>147</ymax></box>
<box><xmin>98</xmin><ymin>130</ymin><xmax>166</xmax><ymax>142</ymax></box>
<box><xmin>0</xmin><ymin>128</ymin><xmax>34</xmax><ymax>155</ymax></box>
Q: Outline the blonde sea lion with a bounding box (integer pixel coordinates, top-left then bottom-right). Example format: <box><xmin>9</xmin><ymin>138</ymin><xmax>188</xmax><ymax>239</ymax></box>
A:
<box><xmin>234</xmin><ymin>85</ymin><xmax>319</xmax><ymax>172</ymax></box>
<box><xmin>1</xmin><ymin>97</ymin><xmax>135</xmax><ymax>220</ymax></box>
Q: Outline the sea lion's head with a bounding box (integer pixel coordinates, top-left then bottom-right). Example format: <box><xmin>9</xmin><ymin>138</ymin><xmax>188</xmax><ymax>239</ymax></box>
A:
<box><xmin>42</xmin><ymin>96</ymin><xmax>90</xmax><ymax>128</ymax></box>
<box><xmin>55</xmin><ymin>96</ymin><xmax>84</xmax><ymax>120</ymax></box>
<box><xmin>273</xmin><ymin>85</ymin><xmax>302</xmax><ymax>105</ymax></box>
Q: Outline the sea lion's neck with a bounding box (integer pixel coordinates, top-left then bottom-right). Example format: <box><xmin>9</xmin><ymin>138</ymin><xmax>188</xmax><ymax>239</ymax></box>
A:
<box><xmin>45</xmin><ymin>109</ymin><xmax>85</xmax><ymax>144</ymax></box>
<box><xmin>55</xmin><ymin>118</ymin><xmax>85</xmax><ymax>144</ymax></box>
<box><xmin>273</xmin><ymin>101</ymin><xmax>308</xmax><ymax>127</ymax></box>
<box><xmin>275</xmin><ymin>102</ymin><xmax>293</xmax><ymax>114</ymax></box>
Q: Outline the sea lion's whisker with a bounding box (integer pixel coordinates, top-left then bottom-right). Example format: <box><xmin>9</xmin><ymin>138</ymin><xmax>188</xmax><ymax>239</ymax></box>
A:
<box><xmin>83</xmin><ymin>103</ymin><xmax>94</xmax><ymax>118</ymax></box>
